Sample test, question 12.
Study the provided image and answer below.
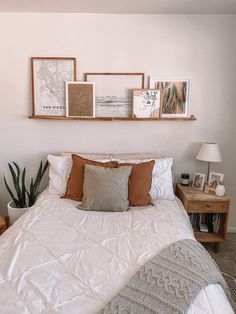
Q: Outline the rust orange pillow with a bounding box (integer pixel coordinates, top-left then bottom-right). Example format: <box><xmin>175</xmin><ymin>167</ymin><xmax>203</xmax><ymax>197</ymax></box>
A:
<box><xmin>118</xmin><ymin>160</ymin><xmax>154</xmax><ymax>206</ymax></box>
<box><xmin>63</xmin><ymin>155</ymin><xmax>117</xmax><ymax>201</ymax></box>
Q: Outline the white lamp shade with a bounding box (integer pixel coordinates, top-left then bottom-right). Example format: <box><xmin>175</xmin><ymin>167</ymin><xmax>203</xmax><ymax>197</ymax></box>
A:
<box><xmin>196</xmin><ymin>143</ymin><xmax>222</xmax><ymax>162</ymax></box>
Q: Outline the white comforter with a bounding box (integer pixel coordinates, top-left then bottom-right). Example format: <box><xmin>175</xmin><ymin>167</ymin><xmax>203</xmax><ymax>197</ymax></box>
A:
<box><xmin>0</xmin><ymin>190</ymin><xmax>233</xmax><ymax>314</ymax></box>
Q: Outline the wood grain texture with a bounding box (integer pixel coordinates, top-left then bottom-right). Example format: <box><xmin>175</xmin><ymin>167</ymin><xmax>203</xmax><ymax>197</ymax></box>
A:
<box><xmin>176</xmin><ymin>184</ymin><xmax>230</xmax><ymax>202</ymax></box>
<box><xmin>29</xmin><ymin>115</ymin><xmax>197</xmax><ymax>121</ymax></box>
<box><xmin>176</xmin><ymin>183</ymin><xmax>230</xmax><ymax>252</ymax></box>
<box><xmin>194</xmin><ymin>231</ymin><xmax>225</xmax><ymax>242</ymax></box>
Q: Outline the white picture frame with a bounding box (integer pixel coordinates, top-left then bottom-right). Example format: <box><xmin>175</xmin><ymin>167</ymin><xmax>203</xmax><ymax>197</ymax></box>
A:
<box><xmin>149</xmin><ymin>77</ymin><xmax>190</xmax><ymax>118</ymax></box>
<box><xmin>132</xmin><ymin>89</ymin><xmax>160</xmax><ymax>118</ymax></box>
<box><xmin>192</xmin><ymin>173</ymin><xmax>205</xmax><ymax>190</ymax></box>
<box><xmin>66</xmin><ymin>82</ymin><xmax>95</xmax><ymax>118</ymax></box>
<box><xmin>209</xmin><ymin>172</ymin><xmax>224</xmax><ymax>191</ymax></box>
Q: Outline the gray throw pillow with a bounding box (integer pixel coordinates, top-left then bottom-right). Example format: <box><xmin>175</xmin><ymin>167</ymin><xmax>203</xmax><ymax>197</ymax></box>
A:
<box><xmin>78</xmin><ymin>164</ymin><xmax>132</xmax><ymax>212</ymax></box>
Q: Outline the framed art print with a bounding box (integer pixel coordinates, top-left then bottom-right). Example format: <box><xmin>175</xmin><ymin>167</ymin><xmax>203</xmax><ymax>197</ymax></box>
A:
<box><xmin>66</xmin><ymin>82</ymin><xmax>95</xmax><ymax>118</ymax></box>
<box><xmin>132</xmin><ymin>89</ymin><xmax>160</xmax><ymax>118</ymax></box>
<box><xmin>149</xmin><ymin>77</ymin><xmax>190</xmax><ymax>118</ymax></box>
<box><xmin>85</xmin><ymin>73</ymin><xmax>144</xmax><ymax>118</ymax></box>
<box><xmin>209</xmin><ymin>172</ymin><xmax>224</xmax><ymax>191</ymax></box>
<box><xmin>31</xmin><ymin>57</ymin><xmax>76</xmax><ymax>116</ymax></box>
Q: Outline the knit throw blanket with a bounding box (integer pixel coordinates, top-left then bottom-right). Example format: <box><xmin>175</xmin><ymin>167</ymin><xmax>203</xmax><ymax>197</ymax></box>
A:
<box><xmin>100</xmin><ymin>239</ymin><xmax>230</xmax><ymax>314</ymax></box>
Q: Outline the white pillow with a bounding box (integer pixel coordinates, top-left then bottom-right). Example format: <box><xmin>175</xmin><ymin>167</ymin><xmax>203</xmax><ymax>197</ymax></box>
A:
<box><xmin>48</xmin><ymin>155</ymin><xmax>72</xmax><ymax>195</ymax></box>
<box><xmin>61</xmin><ymin>152</ymin><xmax>112</xmax><ymax>160</ymax></box>
<box><xmin>116</xmin><ymin>158</ymin><xmax>175</xmax><ymax>200</ymax></box>
<box><xmin>47</xmin><ymin>154</ymin><xmax>114</xmax><ymax>195</ymax></box>
<box><xmin>150</xmin><ymin>158</ymin><xmax>175</xmax><ymax>200</ymax></box>
<box><xmin>111</xmin><ymin>153</ymin><xmax>162</xmax><ymax>160</ymax></box>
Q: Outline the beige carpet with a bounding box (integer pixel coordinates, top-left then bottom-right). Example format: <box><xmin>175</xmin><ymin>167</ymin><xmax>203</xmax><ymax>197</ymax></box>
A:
<box><xmin>205</xmin><ymin>233</ymin><xmax>236</xmax><ymax>311</ymax></box>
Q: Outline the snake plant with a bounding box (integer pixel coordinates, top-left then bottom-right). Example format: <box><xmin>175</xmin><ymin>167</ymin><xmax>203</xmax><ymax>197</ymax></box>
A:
<box><xmin>4</xmin><ymin>160</ymin><xmax>48</xmax><ymax>208</ymax></box>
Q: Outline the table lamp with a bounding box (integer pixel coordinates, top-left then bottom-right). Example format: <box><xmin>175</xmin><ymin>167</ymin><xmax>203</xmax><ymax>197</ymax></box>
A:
<box><xmin>196</xmin><ymin>142</ymin><xmax>222</xmax><ymax>182</ymax></box>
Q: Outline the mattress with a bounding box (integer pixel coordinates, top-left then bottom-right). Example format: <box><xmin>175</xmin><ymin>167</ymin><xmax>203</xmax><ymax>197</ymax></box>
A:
<box><xmin>0</xmin><ymin>190</ymin><xmax>233</xmax><ymax>314</ymax></box>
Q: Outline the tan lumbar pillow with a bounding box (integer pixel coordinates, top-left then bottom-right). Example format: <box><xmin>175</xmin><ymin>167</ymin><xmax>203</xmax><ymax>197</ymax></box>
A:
<box><xmin>63</xmin><ymin>154</ymin><xmax>117</xmax><ymax>201</ymax></box>
<box><xmin>78</xmin><ymin>165</ymin><xmax>132</xmax><ymax>212</ymax></box>
<box><xmin>118</xmin><ymin>160</ymin><xmax>155</xmax><ymax>206</ymax></box>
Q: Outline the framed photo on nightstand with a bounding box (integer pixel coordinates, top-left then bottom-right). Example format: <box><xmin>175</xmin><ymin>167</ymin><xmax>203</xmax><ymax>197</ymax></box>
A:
<box><xmin>192</xmin><ymin>173</ymin><xmax>205</xmax><ymax>190</ymax></box>
<box><xmin>209</xmin><ymin>172</ymin><xmax>224</xmax><ymax>191</ymax></box>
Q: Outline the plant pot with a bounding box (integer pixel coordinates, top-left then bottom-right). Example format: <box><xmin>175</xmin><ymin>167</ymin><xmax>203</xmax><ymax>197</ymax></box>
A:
<box><xmin>7</xmin><ymin>201</ymin><xmax>31</xmax><ymax>225</ymax></box>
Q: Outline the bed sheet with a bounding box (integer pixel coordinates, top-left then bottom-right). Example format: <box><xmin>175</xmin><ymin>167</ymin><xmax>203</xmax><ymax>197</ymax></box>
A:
<box><xmin>0</xmin><ymin>190</ymin><xmax>233</xmax><ymax>313</ymax></box>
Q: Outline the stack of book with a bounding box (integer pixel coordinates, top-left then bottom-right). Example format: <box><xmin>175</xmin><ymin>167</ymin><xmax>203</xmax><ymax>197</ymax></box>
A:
<box><xmin>188</xmin><ymin>213</ymin><xmax>221</xmax><ymax>233</ymax></box>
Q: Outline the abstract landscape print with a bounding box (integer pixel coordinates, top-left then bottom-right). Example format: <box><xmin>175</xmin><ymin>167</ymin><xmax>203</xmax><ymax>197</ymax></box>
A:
<box><xmin>85</xmin><ymin>73</ymin><xmax>144</xmax><ymax>118</ymax></box>
<box><xmin>149</xmin><ymin>78</ymin><xmax>190</xmax><ymax>117</ymax></box>
<box><xmin>132</xmin><ymin>89</ymin><xmax>160</xmax><ymax>118</ymax></box>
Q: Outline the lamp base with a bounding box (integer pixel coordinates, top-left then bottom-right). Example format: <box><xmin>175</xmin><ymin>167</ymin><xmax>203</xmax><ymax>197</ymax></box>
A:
<box><xmin>207</xmin><ymin>162</ymin><xmax>210</xmax><ymax>183</ymax></box>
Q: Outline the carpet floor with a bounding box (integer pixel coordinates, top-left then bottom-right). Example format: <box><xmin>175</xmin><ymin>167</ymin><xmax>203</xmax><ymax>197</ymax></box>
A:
<box><xmin>205</xmin><ymin>233</ymin><xmax>236</xmax><ymax>311</ymax></box>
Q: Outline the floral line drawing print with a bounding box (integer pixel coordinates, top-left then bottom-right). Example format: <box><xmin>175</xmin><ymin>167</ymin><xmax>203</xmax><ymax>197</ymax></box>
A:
<box><xmin>132</xmin><ymin>89</ymin><xmax>160</xmax><ymax>118</ymax></box>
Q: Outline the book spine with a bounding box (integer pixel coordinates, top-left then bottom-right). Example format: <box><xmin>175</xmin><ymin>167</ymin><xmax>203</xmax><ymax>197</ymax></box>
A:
<box><xmin>188</xmin><ymin>212</ymin><xmax>221</xmax><ymax>234</ymax></box>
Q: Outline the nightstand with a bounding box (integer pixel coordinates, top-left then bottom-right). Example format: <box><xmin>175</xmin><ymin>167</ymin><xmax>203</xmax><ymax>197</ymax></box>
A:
<box><xmin>176</xmin><ymin>183</ymin><xmax>230</xmax><ymax>253</ymax></box>
<box><xmin>0</xmin><ymin>216</ymin><xmax>6</xmax><ymax>235</ymax></box>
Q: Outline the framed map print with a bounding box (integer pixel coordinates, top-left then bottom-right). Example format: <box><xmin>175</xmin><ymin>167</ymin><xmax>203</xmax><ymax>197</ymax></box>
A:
<box><xmin>85</xmin><ymin>73</ymin><xmax>144</xmax><ymax>117</ymax></box>
<box><xmin>66</xmin><ymin>82</ymin><xmax>95</xmax><ymax>118</ymax></box>
<box><xmin>31</xmin><ymin>57</ymin><xmax>76</xmax><ymax>116</ymax></box>
<box><xmin>149</xmin><ymin>77</ymin><xmax>190</xmax><ymax>118</ymax></box>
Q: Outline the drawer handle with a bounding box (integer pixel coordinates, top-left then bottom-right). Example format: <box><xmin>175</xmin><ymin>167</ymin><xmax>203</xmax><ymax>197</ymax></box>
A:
<box><xmin>206</xmin><ymin>204</ymin><xmax>210</xmax><ymax>208</ymax></box>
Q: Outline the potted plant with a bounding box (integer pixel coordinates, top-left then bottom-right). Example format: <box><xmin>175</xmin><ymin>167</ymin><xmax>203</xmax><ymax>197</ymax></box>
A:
<box><xmin>4</xmin><ymin>160</ymin><xmax>48</xmax><ymax>225</ymax></box>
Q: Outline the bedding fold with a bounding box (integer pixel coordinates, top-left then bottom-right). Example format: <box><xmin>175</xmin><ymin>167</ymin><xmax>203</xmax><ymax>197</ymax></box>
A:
<box><xmin>0</xmin><ymin>190</ymin><xmax>234</xmax><ymax>314</ymax></box>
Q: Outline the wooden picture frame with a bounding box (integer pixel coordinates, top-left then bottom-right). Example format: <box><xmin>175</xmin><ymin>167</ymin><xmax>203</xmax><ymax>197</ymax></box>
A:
<box><xmin>31</xmin><ymin>57</ymin><xmax>76</xmax><ymax>117</ymax></box>
<box><xmin>85</xmin><ymin>73</ymin><xmax>144</xmax><ymax>118</ymax></box>
<box><xmin>132</xmin><ymin>89</ymin><xmax>160</xmax><ymax>118</ymax></box>
<box><xmin>149</xmin><ymin>77</ymin><xmax>190</xmax><ymax>118</ymax></box>
<box><xmin>66</xmin><ymin>82</ymin><xmax>95</xmax><ymax>118</ymax></box>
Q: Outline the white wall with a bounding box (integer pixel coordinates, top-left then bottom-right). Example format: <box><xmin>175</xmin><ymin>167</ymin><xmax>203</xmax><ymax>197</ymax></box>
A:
<box><xmin>0</xmin><ymin>13</ymin><xmax>236</xmax><ymax>229</ymax></box>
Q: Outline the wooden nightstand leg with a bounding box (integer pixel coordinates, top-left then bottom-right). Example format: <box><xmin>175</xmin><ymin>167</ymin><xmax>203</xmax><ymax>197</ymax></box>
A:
<box><xmin>213</xmin><ymin>243</ymin><xmax>219</xmax><ymax>253</ymax></box>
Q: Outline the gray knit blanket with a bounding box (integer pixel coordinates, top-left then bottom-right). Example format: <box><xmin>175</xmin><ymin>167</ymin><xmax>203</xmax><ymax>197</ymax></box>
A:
<box><xmin>100</xmin><ymin>239</ymin><xmax>230</xmax><ymax>314</ymax></box>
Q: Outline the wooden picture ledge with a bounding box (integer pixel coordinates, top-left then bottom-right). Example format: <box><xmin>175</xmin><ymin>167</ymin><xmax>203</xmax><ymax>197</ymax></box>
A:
<box><xmin>29</xmin><ymin>115</ymin><xmax>197</xmax><ymax>121</ymax></box>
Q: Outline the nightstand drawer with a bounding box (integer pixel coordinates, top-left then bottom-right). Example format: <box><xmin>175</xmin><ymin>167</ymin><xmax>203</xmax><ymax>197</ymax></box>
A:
<box><xmin>186</xmin><ymin>201</ymin><xmax>229</xmax><ymax>213</ymax></box>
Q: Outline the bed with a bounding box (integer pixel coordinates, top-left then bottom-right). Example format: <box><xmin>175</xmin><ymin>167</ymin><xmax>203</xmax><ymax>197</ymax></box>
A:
<box><xmin>0</xmin><ymin>189</ymin><xmax>234</xmax><ymax>314</ymax></box>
